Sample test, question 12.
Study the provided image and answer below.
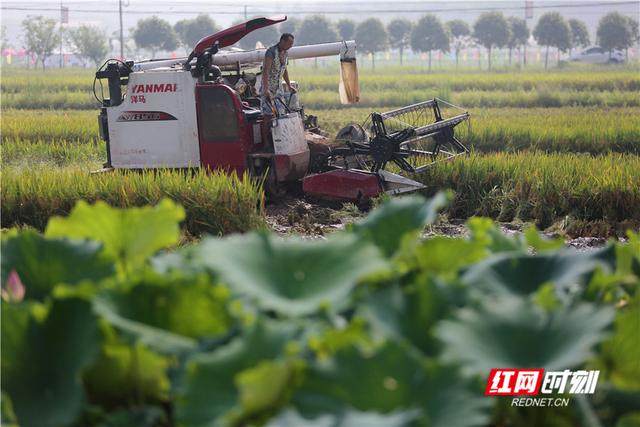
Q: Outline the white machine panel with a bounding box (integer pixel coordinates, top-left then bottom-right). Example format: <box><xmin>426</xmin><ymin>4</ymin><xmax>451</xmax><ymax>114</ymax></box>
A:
<box><xmin>272</xmin><ymin>113</ymin><xmax>308</xmax><ymax>155</ymax></box>
<box><xmin>107</xmin><ymin>69</ymin><xmax>200</xmax><ymax>168</ymax></box>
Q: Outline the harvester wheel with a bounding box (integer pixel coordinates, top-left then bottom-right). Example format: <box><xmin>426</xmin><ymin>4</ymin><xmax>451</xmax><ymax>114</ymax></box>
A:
<box><xmin>335</xmin><ymin>123</ymin><xmax>368</xmax><ymax>143</ymax></box>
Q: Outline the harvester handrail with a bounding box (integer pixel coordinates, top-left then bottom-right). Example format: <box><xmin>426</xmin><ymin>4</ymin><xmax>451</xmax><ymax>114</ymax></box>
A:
<box><xmin>380</xmin><ymin>100</ymin><xmax>437</xmax><ymax>119</ymax></box>
<box><xmin>413</xmin><ymin>113</ymin><xmax>470</xmax><ymax>137</ymax></box>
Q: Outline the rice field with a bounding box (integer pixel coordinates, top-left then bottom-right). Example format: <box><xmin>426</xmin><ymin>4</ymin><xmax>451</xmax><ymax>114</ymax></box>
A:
<box><xmin>3</xmin><ymin>107</ymin><xmax>639</xmax><ymax>155</ymax></box>
<box><xmin>1</xmin><ymin>64</ymin><xmax>639</xmax><ymax>236</ymax></box>
<box><xmin>419</xmin><ymin>152</ymin><xmax>640</xmax><ymax>232</ymax></box>
<box><xmin>3</xmin><ymin>87</ymin><xmax>639</xmax><ymax>109</ymax></box>
<box><xmin>3</xmin><ymin>66</ymin><xmax>639</xmax><ymax>93</ymax></box>
<box><xmin>310</xmin><ymin>106</ymin><xmax>640</xmax><ymax>154</ymax></box>
<box><xmin>1</xmin><ymin>167</ymin><xmax>265</xmax><ymax>236</ymax></box>
<box><xmin>2</xmin><ymin>66</ymin><xmax>640</xmax><ymax>110</ymax></box>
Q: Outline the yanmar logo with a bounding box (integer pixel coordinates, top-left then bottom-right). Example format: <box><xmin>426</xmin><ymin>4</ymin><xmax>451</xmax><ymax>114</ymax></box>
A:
<box><xmin>117</xmin><ymin>111</ymin><xmax>178</xmax><ymax>122</ymax></box>
<box><xmin>131</xmin><ymin>83</ymin><xmax>177</xmax><ymax>93</ymax></box>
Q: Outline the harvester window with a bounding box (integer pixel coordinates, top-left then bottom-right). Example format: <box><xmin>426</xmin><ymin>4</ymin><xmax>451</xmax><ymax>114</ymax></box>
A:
<box><xmin>198</xmin><ymin>89</ymin><xmax>239</xmax><ymax>142</ymax></box>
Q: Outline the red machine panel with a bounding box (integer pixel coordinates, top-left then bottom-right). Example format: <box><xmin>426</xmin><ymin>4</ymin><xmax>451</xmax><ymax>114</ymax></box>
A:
<box><xmin>302</xmin><ymin>169</ymin><xmax>383</xmax><ymax>202</ymax></box>
<box><xmin>195</xmin><ymin>84</ymin><xmax>252</xmax><ymax>175</ymax></box>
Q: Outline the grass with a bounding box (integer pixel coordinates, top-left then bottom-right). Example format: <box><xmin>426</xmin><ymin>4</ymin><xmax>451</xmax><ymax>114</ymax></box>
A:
<box><xmin>1</xmin><ymin>167</ymin><xmax>266</xmax><ymax>236</ymax></box>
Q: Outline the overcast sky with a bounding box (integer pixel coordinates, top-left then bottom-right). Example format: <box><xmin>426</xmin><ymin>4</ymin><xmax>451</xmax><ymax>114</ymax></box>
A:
<box><xmin>2</xmin><ymin>0</ymin><xmax>638</xmax><ymax>47</ymax></box>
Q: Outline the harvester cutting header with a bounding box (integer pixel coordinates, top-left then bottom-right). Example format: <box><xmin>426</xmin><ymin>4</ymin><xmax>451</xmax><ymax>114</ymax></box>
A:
<box><xmin>95</xmin><ymin>16</ymin><xmax>470</xmax><ymax>202</ymax></box>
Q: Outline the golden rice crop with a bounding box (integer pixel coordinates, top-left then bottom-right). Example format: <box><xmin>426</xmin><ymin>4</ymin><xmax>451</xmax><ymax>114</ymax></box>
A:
<box><xmin>1</xmin><ymin>167</ymin><xmax>265</xmax><ymax>236</ymax></box>
<box><xmin>417</xmin><ymin>152</ymin><xmax>640</xmax><ymax>231</ymax></box>
<box><xmin>4</xmin><ymin>107</ymin><xmax>639</xmax><ymax>155</ymax></box>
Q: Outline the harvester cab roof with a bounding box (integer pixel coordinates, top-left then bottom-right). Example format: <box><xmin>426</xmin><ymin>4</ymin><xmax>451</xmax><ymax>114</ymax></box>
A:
<box><xmin>94</xmin><ymin>16</ymin><xmax>470</xmax><ymax>203</ymax></box>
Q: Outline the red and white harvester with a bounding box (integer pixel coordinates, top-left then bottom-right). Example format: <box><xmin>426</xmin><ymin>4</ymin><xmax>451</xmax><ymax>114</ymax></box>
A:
<box><xmin>95</xmin><ymin>16</ymin><xmax>470</xmax><ymax>202</ymax></box>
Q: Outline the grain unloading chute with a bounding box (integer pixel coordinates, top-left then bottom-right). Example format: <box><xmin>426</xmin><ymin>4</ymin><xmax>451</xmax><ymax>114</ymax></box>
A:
<box><xmin>94</xmin><ymin>16</ymin><xmax>469</xmax><ymax>203</ymax></box>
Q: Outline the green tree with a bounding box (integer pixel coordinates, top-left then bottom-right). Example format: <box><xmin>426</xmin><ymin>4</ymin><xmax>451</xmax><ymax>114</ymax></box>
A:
<box><xmin>597</xmin><ymin>12</ymin><xmax>635</xmax><ymax>61</ymax></box>
<box><xmin>507</xmin><ymin>17</ymin><xmax>529</xmax><ymax>66</ymax></box>
<box><xmin>21</xmin><ymin>16</ymin><xmax>60</xmax><ymax>71</ymax></box>
<box><xmin>1</xmin><ymin>26</ymin><xmax>9</xmax><ymax>50</ymax></box>
<box><xmin>337</xmin><ymin>19</ymin><xmax>356</xmax><ymax>40</ymax></box>
<box><xmin>567</xmin><ymin>18</ymin><xmax>590</xmax><ymax>57</ymax></box>
<box><xmin>67</xmin><ymin>24</ymin><xmax>108</xmax><ymax>67</ymax></box>
<box><xmin>279</xmin><ymin>17</ymin><xmax>299</xmax><ymax>36</ymax></box>
<box><xmin>387</xmin><ymin>18</ymin><xmax>412</xmax><ymax>66</ymax></box>
<box><xmin>174</xmin><ymin>15</ymin><xmax>219</xmax><ymax>54</ymax></box>
<box><xmin>234</xmin><ymin>17</ymin><xmax>278</xmax><ymax>50</ymax></box>
<box><xmin>356</xmin><ymin>18</ymin><xmax>388</xmax><ymax>71</ymax></box>
<box><xmin>625</xmin><ymin>16</ymin><xmax>640</xmax><ymax>61</ymax></box>
<box><xmin>411</xmin><ymin>14</ymin><xmax>449</xmax><ymax>72</ymax></box>
<box><xmin>297</xmin><ymin>15</ymin><xmax>337</xmax><ymax>45</ymax></box>
<box><xmin>473</xmin><ymin>12</ymin><xmax>510</xmax><ymax>70</ymax></box>
<box><xmin>133</xmin><ymin>16</ymin><xmax>177</xmax><ymax>58</ymax></box>
<box><xmin>446</xmin><ymin>19</ymin><xmax>471</xmax><ymax>69</ymax></box>
<box><xmin>297</xmin><ymin>15</ymin><xmax>337</xmax><ymax>67</ymax></box>
<box><xmin>533</xmin><ymin>12</ymin><xmax>570</xmax><ymax>69</ymax></box>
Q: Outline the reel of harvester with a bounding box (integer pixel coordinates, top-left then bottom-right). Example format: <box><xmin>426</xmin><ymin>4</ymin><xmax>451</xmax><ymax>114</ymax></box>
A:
<box><xmin>303</xmin><ymin>99</ymin><xmax>470</xmax><ymax>202</ymax></box>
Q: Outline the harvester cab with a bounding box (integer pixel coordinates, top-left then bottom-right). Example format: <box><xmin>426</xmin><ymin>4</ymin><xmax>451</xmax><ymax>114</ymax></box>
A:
<box><xmin>94</xmin><ymin>16</ymin><xmax>470</xmax><ymax>203</ymax></box>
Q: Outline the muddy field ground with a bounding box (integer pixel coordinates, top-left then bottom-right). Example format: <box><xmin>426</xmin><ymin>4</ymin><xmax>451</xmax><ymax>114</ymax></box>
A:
<box><xmin>265</xmin><ymin>195</ymin><xmax>613</xmax><ymax>250</ymax></box>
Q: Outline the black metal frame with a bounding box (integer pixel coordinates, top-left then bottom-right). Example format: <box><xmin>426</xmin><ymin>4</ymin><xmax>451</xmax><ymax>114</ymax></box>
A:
<box><xmin>316</xmin><ymin>99</ymin><xmax>470</xmax><ymax>175</ymax></box>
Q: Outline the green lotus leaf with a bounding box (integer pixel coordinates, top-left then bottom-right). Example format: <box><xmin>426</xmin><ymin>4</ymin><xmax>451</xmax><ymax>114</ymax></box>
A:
<box><xmin>1</xmin><ymin>391</ymin><xmax>18</xmax><ymax>427</ymax></box>
<box><xmin>437</xmin><ymin>296</ymin><xmax>615</xmax><ymax>374</ymax></box>
<box><xmin>1</xmin><ymin>230</ymin><xmax>115</xmax><ymax>301</ymax></box>
<box><xmin>184</xmin><ymin>232</ymin><xmax>387</xmax><ymax>316</ymax></box>
<box><xmin>361</xmin><ymin>277</ymin><xmax>464</xmax><ymax>357</ymax></box>
<box><xmin>95</xmin><ymin>405</ymin><xmax>167</xmax><ymax>427</ymax></box>
<box><xmin>461</xmin><ymin>245</ymin><xmax>617</xmax><ymax>299</ymax></box>
<box><xmin>592</xmin><ymin>300</ymin><xmax>640</xmax><ymax>390</ymax></box>
<box><xmin>175</xmin><ymin>319</ymin><xmax>300</xmax><ymax>427</ymax></box>
<box><xmin>411</xmin><ymin>236</ymin><xmax>489</xmax><ymax>277</ymax></box>
<box><xmin>1</xmin><ymin>298</ymin><xmax>101</xmax><ymax>427</ymax></box>
<box><xmin>45</xmin><ymin>198</ymin><xmax>185</xmax><ymax>276</ymax></box>
<box><xmin>83</xmin><ymin>322</ymin><xmax>171</xmax><ymax>406</ymax></box>
<box><xmin>93</xmin><ymin>274</ymin><xmax>231</xmax><ymax>354</ymax></box>
<box><xmin>351</xmin><ymin>192</ymin><xmax>449</xmax><ymax>257</ymax></box>
<box><xmin>524</xmin><ymin>226</ymin><xmax>565</xmax><ymax>252</ymax></box>
<box><xmin>265</xmin><ymin>407</ymin><xmax>421</xmax><ymax>427</ymax></box>
<box><xmin>466</xmin><ymin>217</ymin><xmax>527</xmax><ymax>253</ymax></box>
<box><xmin>293</xmin><ymin>340</ymin><xmax>489</xmax><ymax>427</ymax></box>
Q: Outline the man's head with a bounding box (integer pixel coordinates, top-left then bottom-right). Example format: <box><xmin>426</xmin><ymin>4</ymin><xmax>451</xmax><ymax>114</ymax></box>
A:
<box><xmin>279</xmin><ymin>33</ymin><xmax>294</xmax><ymax>51</ymax></box>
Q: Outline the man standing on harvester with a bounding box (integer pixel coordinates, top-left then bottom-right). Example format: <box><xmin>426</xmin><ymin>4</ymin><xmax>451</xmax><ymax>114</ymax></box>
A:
<box><xmin>261</xmin><ymin>33</ymin><xmax>296</xmax><ymax>116</ymax></box>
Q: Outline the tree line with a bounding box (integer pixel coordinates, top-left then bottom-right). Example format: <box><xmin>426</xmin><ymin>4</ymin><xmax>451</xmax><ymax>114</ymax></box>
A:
<box><xmin>9</xmin><ymin>11</ymin><xmax>640</xmax><ymax>71</ymax></box>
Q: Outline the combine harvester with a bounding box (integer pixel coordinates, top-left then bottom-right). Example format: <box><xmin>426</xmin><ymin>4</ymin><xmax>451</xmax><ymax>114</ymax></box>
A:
<box><xmin>94</xmin><ymin>16</ymin><xmax>470</xmax><ymax>202</ymax></box>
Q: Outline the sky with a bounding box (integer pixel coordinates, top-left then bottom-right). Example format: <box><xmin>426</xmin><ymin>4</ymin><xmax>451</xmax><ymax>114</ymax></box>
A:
<box><xmin>1</xmin><ymin>0</ymin><xmax>638</xmax><ymax>48</ymax></box>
